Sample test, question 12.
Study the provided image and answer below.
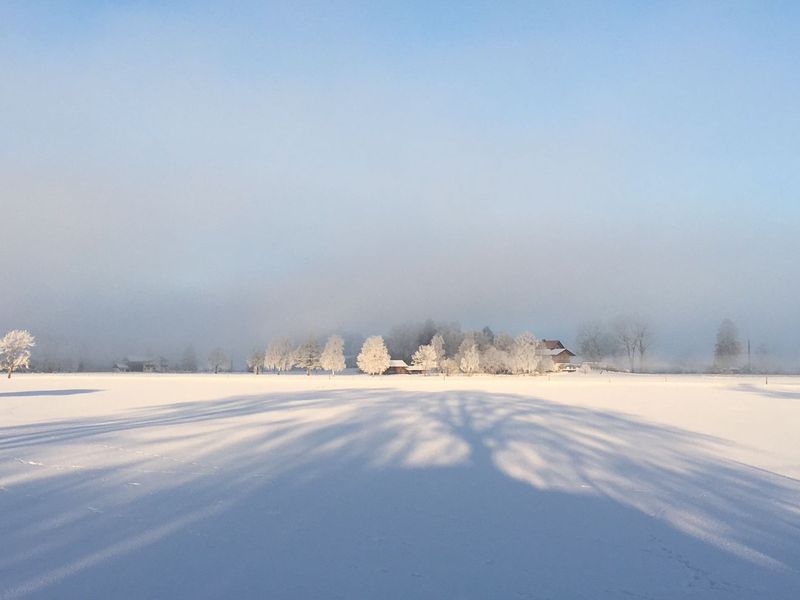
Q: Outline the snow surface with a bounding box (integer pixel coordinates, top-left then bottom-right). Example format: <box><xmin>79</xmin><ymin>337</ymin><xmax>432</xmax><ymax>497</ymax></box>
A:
<box><xmin>1</xmin><ymin>373</ymin><xmax>799</xmax><ymax>599</ymax></box>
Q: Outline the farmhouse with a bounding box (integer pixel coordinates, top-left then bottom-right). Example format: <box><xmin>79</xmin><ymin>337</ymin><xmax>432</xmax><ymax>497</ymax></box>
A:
<box><xmin>538</xmin><ymin>340</ymin><xmax>576</xmax><ymax>367</ymax></box>
<box><xmin>114</xmin><ymin>356</ymin><xmax>169</xmax><ymax>373</ymax></box>
<box><xmin>387</xmin><ymin>359</ymin><xmax>410</xmax><ymax>374</ymax></box>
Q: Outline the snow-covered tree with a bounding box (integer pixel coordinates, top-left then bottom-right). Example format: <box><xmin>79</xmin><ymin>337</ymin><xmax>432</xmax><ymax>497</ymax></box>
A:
<box><xmin>0</xmin><ymin>330</ymin><xmax>35</xmax><ymax>379</ymax></box>
<box><xmin>294</xmin><ymin>337</ymin><xmax>322</xmax><ymax>375</ymax></box>
<box><xmin>320</xmin><ymin>335</ymin><xmax>346</xmax><ymax>376</ymax></box>
<box><xmin>441</xmin><ymin>357</ymin><xmax>460</xmax><ymax>376</ymax></box>
<box><xmin>459</xmin><ymin>343</ymin><xmax>480</xmax><ymax>375</ymax></box>
<box><xmin>264</xmin><ymin>338</ymin><xmax>295</xmax><ymax>374</ymax></box>
<box><xmin>357</xmin><ymin>336</ymin><xmax>390</xmax><ymax>375</ymax></box>
<box><xmin>537</xmin><ymin>354</ymin><xmax>555</xmax><ymax>373</ymax></box>
<box><xmin>247</xmin><ymin>350</ymin><xmax>265</xmax><ymax>374</ymax></box>
<box><xmin>494</xmin><ymin>332</ymin><xmax>514</xmax><ymax>352</ymax></box>
<box><xmin>481</xmin><ymin>345</ymin><xmax>509</xmax><ymax>374</ymax></box>
<box><xmin>436</xmin><ymin>322</ymin><xmax>465</xmax><ymax>357</ymax></box>
<box><xmin>208</xmin><ymin>347</ymin><xmax>228</xmax><ymax>374</ymax></box>
<box><xmin>510</xmin><ymin>332</ymin><xmax>539</xmax><ymax>375</ymax></box>
<box><xmin>411</xmin><ymin>344</ymin><xmax>438</xmax><ymax>374</ymax></box>
<box><xmin>430</xmin><ymin>333</ymin><xmax>446</xmax><ymax>371</ymax></box>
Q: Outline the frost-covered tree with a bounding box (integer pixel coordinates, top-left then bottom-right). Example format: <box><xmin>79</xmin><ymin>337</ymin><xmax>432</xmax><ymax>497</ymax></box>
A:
<box><xmin>436</xmin><ymin>322</ymin><xmax>464</xmax><ymax>357</ymax></box>
<box><xmin>481</xmin><ymin>345</ymin><xmax>509</xmax><ymax>374</ymax></box>
<box><xmin>181</xmin><ymin>345</ymin><xmax>198</xmax><ymax>372</ymax></box>
<box><xmin>320</xmin><ymin>335</ymin><xmax>346</xmax><ymax>376</ymax></box>
<box><xmin>294</xmin><ymin>337</ymin><xmax>322</xmax><ymax>375</ymax></box>
<box><xmin>357</xmin><ymin>336</ymin><xmax>390</xmax><ymax>375</ymax></box>
<box><xmin>455</xmin><ymin>334</ymin><xmax>476</xmax><ymax>364</ymax></box>
<box><xmin>510</xmin><ymin>332</ymin><xmax>539</xmax><ymax>375</ymax></box>
<box><xmin>537</xmin><ymin>354</ymin><xmax>555</xmax><ymax>373</ymax></box>
<box><xmin>494</xmin><ymin>332</ymin><xmax>514</xmax><ymax>352</ymax></box>
<box><xmin>411</xmin><ymin>344</ymin><xmax>438</xmax><ymax>374</ymax></box>
<box><xmin>430</xmin><ymin>333</ymin><xmax>446</xmax><ymax>371</ymax></box>
<box><xmin>247</xmin><ymin>350</ymin><xmax>265</xmax><ymax>374</ymax></box>
<box><xmin>0</xmin><ymin>330</ymin><xmax>35</xmax><ymax>379</ymax></box>
<box><xmin>208</xmin><ymin>347</ymin><xmax>228</xmax><ymax>374</ymax></box>
<box><xmin>714</xmin><ymin>319</ymin><xmax>742</xmax><ymax>371</ymax></box>
<box><xmin>264</xmin><ymin>338</ymin><xmax>295</xmax><ymax>374</ymax></box>
<box><xmin>441</xmin><ymin>357</ymin><xmax>460</xmax><ymax>376</ymax></box>
<box><xmin>459</xmin><ymin>343</ymin><xmax>481</xmax><ymax>375</ymax></box>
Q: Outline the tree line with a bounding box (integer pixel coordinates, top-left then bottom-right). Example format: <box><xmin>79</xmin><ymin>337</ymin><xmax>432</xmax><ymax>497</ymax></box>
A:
<box><xmin>249</xmin><ymin>326</ymin><xmax>560</xmax><ymax>376</ymax></box>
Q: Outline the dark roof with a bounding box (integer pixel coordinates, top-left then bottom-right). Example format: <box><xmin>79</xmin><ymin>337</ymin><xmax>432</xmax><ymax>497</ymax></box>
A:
<box><xmin>541</xmin><ymin>340</ymin><xmax>565</xmax><ymax>350</ymax></box>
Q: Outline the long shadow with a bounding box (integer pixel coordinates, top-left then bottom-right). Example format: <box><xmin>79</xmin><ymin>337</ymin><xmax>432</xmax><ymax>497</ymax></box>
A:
<box><xmin>736</xmin><ymin>383</ymin><xmax>800</xmax><ymax>401</ymax></box>
<box><xmin>1</xmin><ymin>387</ymin><xmax>798</xmax><ymax>599</ymax></box>
<box><xmin>0</xmin><ymin>389</ymin><xmax>101</xmax><ymax>399</ymax></box>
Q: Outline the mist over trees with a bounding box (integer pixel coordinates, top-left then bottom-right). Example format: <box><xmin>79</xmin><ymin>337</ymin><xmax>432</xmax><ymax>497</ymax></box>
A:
<box><xmin>247</xmin><ymin>350</ymin><xmax>265</xmax><ymax>374</ymax></box>
<box><xmin>575</xmin><ymin>317</ymin><xmax>653</xmax><ymax>372</ymax></box>
<box><xmin>181</xmin><ymin>346</ymin><xmax>198</xmax><ymax>372</ymax></box>
<box><xmin>23</xmin><ymin>313</ymin><xmax>800</xmax><ymax>375</ymax></box>
<box><xmin>714</xmin><ymin>319</ymin><xmax>742</xmax><ymax>372</ymax></box>
<box><xmin>208</xmin><ymin>348</ymin><xmax>229</xmax><ymax>374</ymax></box>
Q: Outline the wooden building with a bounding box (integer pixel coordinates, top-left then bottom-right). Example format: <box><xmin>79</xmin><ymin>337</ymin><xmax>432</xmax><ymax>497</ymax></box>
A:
<box><xmin>538</xmin><ymin>340</ymin><xmax>576</xmax><ymax>366</ymax></box>
<box><xmin>386</xmin><ymin>359</ymin><xmax>410</xmax><ymax>375</ymax></box>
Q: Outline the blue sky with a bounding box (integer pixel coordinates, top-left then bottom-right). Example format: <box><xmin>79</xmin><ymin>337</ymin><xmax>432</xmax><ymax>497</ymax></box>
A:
<box><xmin>2</xmin><ymin>1</ymin><xmax>799</xmax><ymax>364</ymax></box>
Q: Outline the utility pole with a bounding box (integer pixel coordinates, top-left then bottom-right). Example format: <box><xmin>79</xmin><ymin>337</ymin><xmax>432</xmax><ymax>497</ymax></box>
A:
<box><xmin>747</xmin><ymin>339</ymin><xmax>751</xmax><ymax>373</ymax></box>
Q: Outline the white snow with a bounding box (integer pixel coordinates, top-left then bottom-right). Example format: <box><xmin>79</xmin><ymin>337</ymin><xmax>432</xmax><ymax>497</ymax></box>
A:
<box><xmin>1</xmin><ymin>373</ymin><xmax>799</xmax><ymax>599</ymax></box>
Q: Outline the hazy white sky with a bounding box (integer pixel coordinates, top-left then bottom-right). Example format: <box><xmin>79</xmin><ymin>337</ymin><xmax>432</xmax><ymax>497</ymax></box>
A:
<box><xmin>2</xmin><ymin>1</ymin><xmax>799</xmax><ymax>363</ymax></box>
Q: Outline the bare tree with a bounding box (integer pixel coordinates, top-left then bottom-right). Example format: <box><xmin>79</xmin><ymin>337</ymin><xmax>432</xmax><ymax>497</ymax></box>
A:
<box><xmin>576</xmin><ymin>321</ymin><xmax>617</xmax><ymax>362</ymax></box>
<box><xmin>633</xmin><ymin>319</ymin><xmax>651</xmax><ymax>372</ymax></box>
<box><xmin>613</xmin><ymin>317</ymin><xmax>637</xmax><ymax>372</ymax></box>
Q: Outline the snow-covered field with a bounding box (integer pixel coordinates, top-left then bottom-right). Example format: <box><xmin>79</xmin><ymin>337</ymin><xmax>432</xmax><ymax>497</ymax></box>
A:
<box><xmin>1</xmin><ymin>373</ymin><xmax>799</xmax><ymax>599</ymax></box>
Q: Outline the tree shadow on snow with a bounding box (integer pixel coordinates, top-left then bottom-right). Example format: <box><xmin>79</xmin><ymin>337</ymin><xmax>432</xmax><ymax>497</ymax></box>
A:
<box><xmin>1</xmin><ymin>387</ymin><xmax>799</xmax><ymax>599</ymax></box>
<box><xmin>0</xmin><ymin>389</ymin><xmax>101</xmax><ymax>398</ymax></box>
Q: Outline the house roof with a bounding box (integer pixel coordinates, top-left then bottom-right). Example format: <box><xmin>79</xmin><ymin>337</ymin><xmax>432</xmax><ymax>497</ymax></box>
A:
<box><xmin>125</xmin><ymin>356</ymin><xmax>163</xmax><ymax>363</ymax></box>
<box><xmin>388</xmin><ymin>359</ymin><xmax>409</xmax><ymax>368</ymax></box>
<box><xmin>541</xmin><ymin>340</ymin><xmax>565</xmax><ymax>350</ymax></box>
<box><xmin>539</xmin><ymin>348</ymin><xmax>576</xmax><ymax>357</ymax></box>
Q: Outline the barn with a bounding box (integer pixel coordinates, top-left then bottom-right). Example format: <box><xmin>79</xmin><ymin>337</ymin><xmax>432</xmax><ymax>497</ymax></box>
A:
<box><xmin>539</xmin><ymin>340</ymin><xmax>576</xmax><ymax>367</ymax></box>
<box><xmin>386</xmin><ymin>359</ymin><xmax>410</xmax><ymax>375</ymax></box>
